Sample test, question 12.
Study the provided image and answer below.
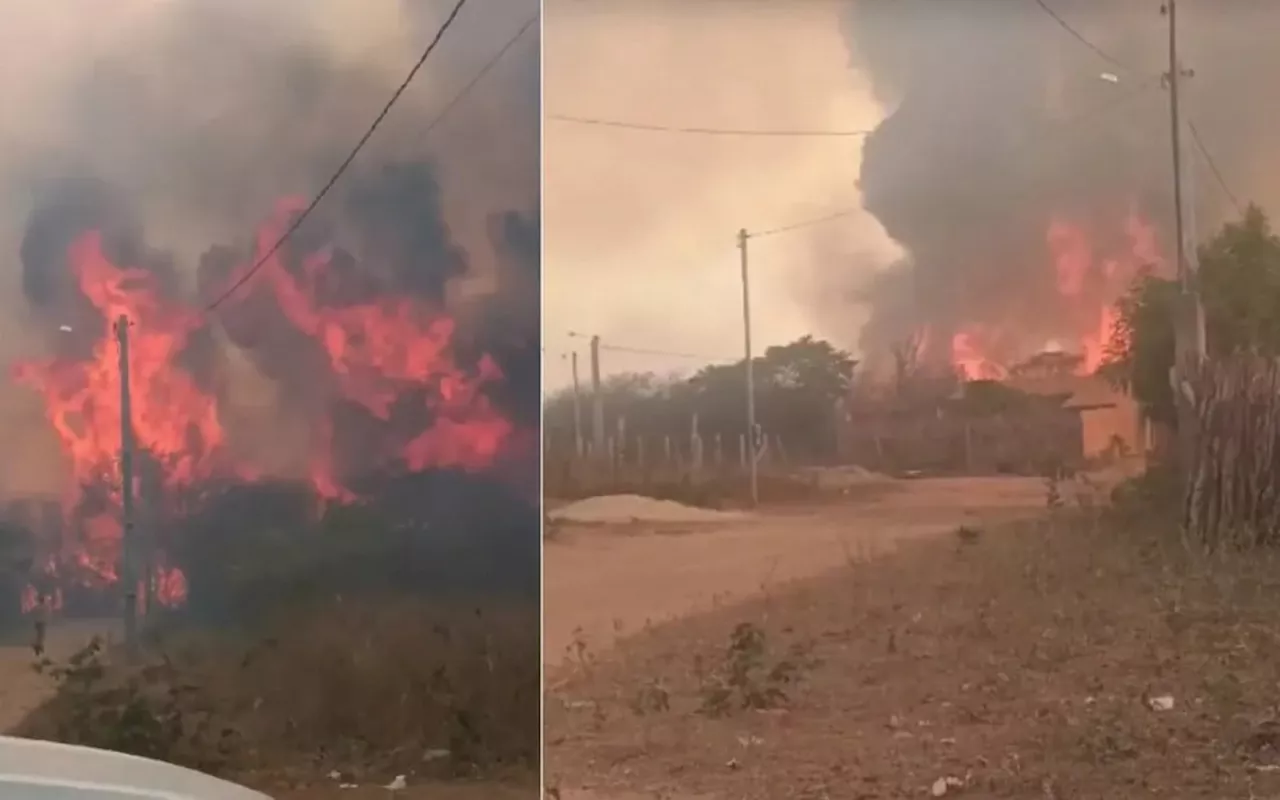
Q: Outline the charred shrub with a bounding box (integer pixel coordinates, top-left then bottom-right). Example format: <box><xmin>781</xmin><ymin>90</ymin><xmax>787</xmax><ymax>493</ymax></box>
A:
<box><xmin>172</xmin><ymin>471</ymin><xmax>538</xmax><ymax>625</ymax></box>
<box><xmin>19</xmin><ymin>599</ymin><xmax>539</xmax><ymax>781</ymax></box>
<box><xmin>18</xmin><ymin>637</ymin><xmax>238</xmax><ymax>774</ymax></box>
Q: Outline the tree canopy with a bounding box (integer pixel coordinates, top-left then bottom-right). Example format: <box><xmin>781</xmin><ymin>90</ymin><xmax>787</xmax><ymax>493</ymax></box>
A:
<box><xmin>1104</xmin><ymin>204</ymin><xmax>1280</xmax><ymax>425</ymax></box>
<box><xmin>543</xmin><ymin>335</ymin><xmax>856</xmax><ymax>461</ymax></box>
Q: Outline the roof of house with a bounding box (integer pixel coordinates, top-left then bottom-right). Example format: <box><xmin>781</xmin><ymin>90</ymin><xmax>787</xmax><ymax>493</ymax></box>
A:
<box><xmin>1005</xmin><ymin>373</ymin><xmax>1129</xmax><ymax>411</ymax></box>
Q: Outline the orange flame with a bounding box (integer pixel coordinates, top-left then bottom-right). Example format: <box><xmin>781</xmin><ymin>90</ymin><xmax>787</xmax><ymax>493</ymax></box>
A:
<box><xmin>11</xmin><ymin>198</ymin><xmax>517</xmax><ymax>611</ymax></box>
<box><xmin>15</xmin><ymin>233</ymin><xmax>225</xmax><ymax>491</ymax></box>
<box><xmin>950</xmin><ymin>330</ymin><xmax>1009</xmax><ymax>381</ymax></box>
<box><xmin>949</xmin><ymin>210</ymin><xmax>1161</xmax><ymax>380</ymax></box>
<box><xmin>239</xmin><ymin>198</ymin><xmax>513</xmax><ymax>475</ymax></box>
<box><xmin>12</xmin><ymin>232</ymin><xmax>227</xmax><ymax>601</ymax></box>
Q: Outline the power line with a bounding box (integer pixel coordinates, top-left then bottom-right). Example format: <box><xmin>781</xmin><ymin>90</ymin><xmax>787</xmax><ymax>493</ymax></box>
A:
<box><xmin>563</xmin><ymin>332</ymin><xmax>735</xmax><ymax>363</ymax></box>
<box><xmin>548</xmin><ymin>113</ymin><xmax>874</xmax><ymax>138</ymax></box>
<box><xmin>1032</xmin><ymin>0</ymin><xmax>1134</xmax><ymax>74</ymax></box>
<box><xmin>599</xmin><ymin>342</ymin><xmax>737</xmax><ymax>362</ymax></box>
<box><xmin>203</xmin><ymin>0</ymin><xmax>472</xmax><ymax>313</ymax></box>
<box><xmin>1031</xmin><ymin>0</ymin><xmax>1246</xmax><ymax>221</ymax></box>
<box><xmin>1188</xmin><ymin>121</ymin><xmax>1244</xmax><ymax>216</ymax></box>
<box><xmin>748</xmin><ymin>208</ymin><xmax>862</xmax><ymax>240</ymax></box>
<box><xmin>419</xmin><ymin>11</ymin><xmax>537</xmax><ymax>141</ymax></box>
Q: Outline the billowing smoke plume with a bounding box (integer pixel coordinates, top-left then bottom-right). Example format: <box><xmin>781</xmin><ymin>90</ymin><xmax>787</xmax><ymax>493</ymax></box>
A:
<box><xmin>0</xmin><ymin>0</ymin><xmax>538</xmax><ymax>497</ymax></box>
<box><xmin>838</xmin><ymin>1</ymin><xmax>1273</xmax><ymax>369</ymax></box>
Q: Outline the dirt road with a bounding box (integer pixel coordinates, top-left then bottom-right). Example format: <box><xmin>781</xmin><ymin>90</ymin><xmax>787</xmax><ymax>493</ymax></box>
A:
<box><xmin>544</xmin><ymin>476</ymin><xmax>1055</xmax><ymax>670</ymax></box>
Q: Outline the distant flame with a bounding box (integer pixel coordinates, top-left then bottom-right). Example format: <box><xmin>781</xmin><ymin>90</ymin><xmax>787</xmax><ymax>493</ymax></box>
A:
<box><xmin>948</xmin><ymin>208</ymin><xmax>1160</xmax><ymax>380</ymax></box>
<box><xmin>950</xmin><ymin>330</ymin><xmax>1008</xmax><ymax>380</ymax></box>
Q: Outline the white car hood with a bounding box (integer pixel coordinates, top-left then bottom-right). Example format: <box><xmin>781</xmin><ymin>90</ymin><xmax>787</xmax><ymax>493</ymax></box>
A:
<box><xmin>0</xmin><ymin>735</ymin><xmax>270</xmax><ymax>798</ymax></box>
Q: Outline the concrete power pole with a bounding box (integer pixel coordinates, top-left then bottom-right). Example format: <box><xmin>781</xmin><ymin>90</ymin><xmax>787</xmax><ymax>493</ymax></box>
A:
<box><xmin>115</xmin><ymin>316</ymin><xmax>138</xmax><ymax>656</ymax></box>
<box><xmin>737</xmin><ymin>228</ymin><xmax>759</xmax><ymax>507</ymax></box>
<box><xmin>589</xmin><ymin>335</ymin><xmax>606</xmax><ymax>455</ymax></box>
<box><xmin>571</xmin><ymin>350</ymin><xmax>584</xmax><ymax>456</ymax></box>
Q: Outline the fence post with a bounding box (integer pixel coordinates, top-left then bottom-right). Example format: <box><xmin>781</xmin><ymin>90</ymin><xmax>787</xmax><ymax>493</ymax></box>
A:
<box><xmin>963</xmin><ymin>421</ymin><xmax>974</xmax><ymax>474</ymax></box>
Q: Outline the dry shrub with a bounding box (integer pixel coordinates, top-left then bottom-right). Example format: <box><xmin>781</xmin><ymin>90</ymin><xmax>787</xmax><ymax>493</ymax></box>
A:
<box><xmin>224</xmin><ymin>598</ymin><xmax>539</xmax><ymax>772</ymax></box>
<box><xmin>17</xmin><ymin>596</ymin><xmax>538</xmax><ymax>787</ymax></box>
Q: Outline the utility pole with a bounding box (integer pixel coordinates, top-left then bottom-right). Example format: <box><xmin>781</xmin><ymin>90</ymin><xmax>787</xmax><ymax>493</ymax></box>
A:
<box><xmin>115</xmin><ymin>316</ymin><xmax>138</xmax><ymax>656</ymax></box>
<box><xmin>1165</xmin><ymin>0</ymin><xmax>1206</xmax><ymax>502</ymax></box>
<box><xmin>589</xmin><ymin>335</ymin><xmax>606</xmax><ymax>455</ymax></box>
<box><xmin>737</xmin><ymin>228</ymin><xmax>759</xmax><ymax>507</ymax></box>
<box><xmin>1166</xmin><ymin>0</ymin><xmax>1202</xmax><ymax>357</ymax></box>
<box><xmin>570</xmin><ymin>350</ymin><xmax>584</xmax><ymax>456</ymax></box>
<box><xmin>1165</xmin><ymin>0</ymin><xmax>1201</xmax><ymax>483</ymax></box>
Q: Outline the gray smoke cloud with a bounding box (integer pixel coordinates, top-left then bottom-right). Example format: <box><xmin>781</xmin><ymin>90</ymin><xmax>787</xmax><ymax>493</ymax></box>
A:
<box><xmin>836</xmin><ymin>0</ymin><xmax>1270</xmax><ymax>369</ymax></box>
<box><xmin>542</xmin><ymin>0</ymin><xmax>896</xmax><ymax>392</ymax></box>
<box><xmin>0</xmin><ymin>0</ymin><xmax>538</xmax><ymax>495</ymax></box>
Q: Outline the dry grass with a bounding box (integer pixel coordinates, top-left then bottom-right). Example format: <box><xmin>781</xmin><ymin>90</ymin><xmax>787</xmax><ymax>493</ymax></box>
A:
<box><xmin>16</xmin><ymin>597</ymin><xmax>539</xmax><ymax>797</ymax></box>
<box><xmin>546</xmin><ymin>495</ymin><xmax>1280</xmax><ymax>799</ymax></box>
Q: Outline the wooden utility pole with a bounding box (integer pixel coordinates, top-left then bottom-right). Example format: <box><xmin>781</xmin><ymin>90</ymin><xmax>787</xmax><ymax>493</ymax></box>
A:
<box><xmin>1165</xmin><ymin>0</ymin><xmax>1202</xmax><ymax>483</ymax></box>
<box><xmin>571</xmin><ymin>350</ymin><xmax>584</xmax><ymax>456</ymax></box>
<box><xmin>589</xmin><ymin>335</ymin><xmax>606</xmax><ymax>455</ymax></box>
<box><xmin>1166</xmin><ymin>0</ymin><xmax>1202</xmax><ymax>358</ymax></box>
<box><xmin>737</xmin><ymin>228</ymin><xmax>759</xmax><ymax>507</ymax></box>
<box><xmin>115</xmin><ymin>316</ymin><xmax>138</xmax><ymax>656</ymax></box>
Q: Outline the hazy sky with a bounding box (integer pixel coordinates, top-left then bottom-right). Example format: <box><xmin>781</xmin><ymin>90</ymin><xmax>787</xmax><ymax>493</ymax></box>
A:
<box><xmin>542</xmin><ymin>0</ymin><xmax>901</xmax><ymax>391</ymax></box>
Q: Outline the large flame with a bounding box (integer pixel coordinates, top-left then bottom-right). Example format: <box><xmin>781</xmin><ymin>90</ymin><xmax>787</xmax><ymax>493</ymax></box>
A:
<box><xmin>950</xmin><ymin>210</ymin><xmax>1161</xmax><ymax>380</ymax></box>
<box><xmin>15</xmin><ymin>233</ymin><xmax>225</xmax><ymax>491</ymax></box>
<box><xmin>236</xmin><ymin>198</ymin><xmax>514</xmax><ymax>483</ymax></box>
<box><xmin>14</xmin><ymin>232</ymin><xmax>227</xmax><ymax>601</ymax></box>
<box><xmin>9</xmin><ymin>199</ymin><xmax>515</xmax><ymax>610</ymax></box>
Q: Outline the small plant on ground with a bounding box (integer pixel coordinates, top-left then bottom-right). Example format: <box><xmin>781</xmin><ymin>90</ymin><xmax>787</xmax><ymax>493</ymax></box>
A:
<box><xmin>697</xmin><ymin>622</ymin><xmax>808</xmax><ymax>717</ymax></box>
<box><xmin>629</xmin><ymin>678</ymin><xmax>671</xmax><ymax>716</ymax></box>
<box><xmin>954</xmin><ymin>524</ymin><xmax>982</xmax><ymax>545</ymax></box>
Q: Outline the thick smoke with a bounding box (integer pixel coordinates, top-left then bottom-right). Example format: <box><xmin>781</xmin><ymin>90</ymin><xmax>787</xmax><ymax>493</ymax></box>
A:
<box><xmin>0</xmin><ymin>0</ymin><xmax>539</xmax><ymax>496</ymax></box>
<box><xmin>838</xmin><ymin>1</ymin><xmax>1272</xmax><ymax>367</ymax></box>
<box><xmin>542</xmin><ymin>0</ymin><xmax>894</xmax><ymax>389</ymax></box>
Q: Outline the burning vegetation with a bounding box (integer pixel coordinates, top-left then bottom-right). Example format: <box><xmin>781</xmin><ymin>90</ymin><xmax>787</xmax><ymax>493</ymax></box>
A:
<box><xmin>2</xmin><ymin>162</ymin><xmax>538</xmax><ymax>621</ymax></box>
<box><xmin>941</xmin><ymin>211</ymin><xmax>1163</xmax><ymax>382</ymax></box>
<box><xmin>0</xmin><ymin>2</ymin><xmax>540</xmax><ymax>790</ymax></box>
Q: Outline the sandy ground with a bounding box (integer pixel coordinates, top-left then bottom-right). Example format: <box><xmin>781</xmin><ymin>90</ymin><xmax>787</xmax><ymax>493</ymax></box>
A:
<box><xmin>544</xmin><ymin>476</ymin><xmax>1056</xmax><ymax>671</ymax></box>
<box><xmin>544</xmin><ymin>476</ymin><xmax>1065</xmax><ymax>799</ymax></box>
<box><xmin>547</xmin><ymin>490</ymin><xmax>1280</xmax><ymax>799</ymax></box>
